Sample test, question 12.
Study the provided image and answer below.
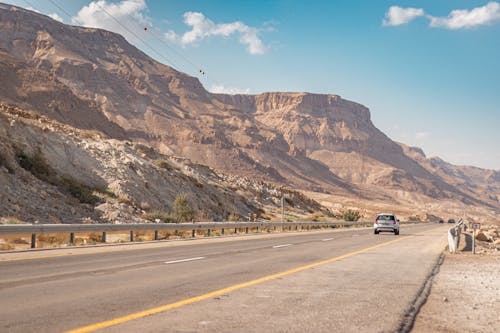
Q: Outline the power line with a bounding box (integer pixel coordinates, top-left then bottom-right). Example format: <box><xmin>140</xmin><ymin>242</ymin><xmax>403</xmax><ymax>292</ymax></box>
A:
<box><xmin>47</xmin><ymin>0</ymin><xmax>180</xmax><ymax>70</ymax></box>
<box><xmin>47</xmin><ymin>0</ymin><xmax>220</xmax><ymax>86</ymax></box>
<box><xmin>24</xmin><ymin>0</ymin><xmax>224</xmax><ymax>92</ymax></box>
<box><xmin>46</xmin><ymin>0</ymin><xmax>72</xmax><ymax>20</ymax></box>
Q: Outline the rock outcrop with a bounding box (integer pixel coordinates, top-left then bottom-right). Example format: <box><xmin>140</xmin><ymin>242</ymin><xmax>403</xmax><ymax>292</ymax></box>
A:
<box><xmin>0</xmin><ymin>4</ymin><xmax>499</xmax><ymax>223</ymax></box>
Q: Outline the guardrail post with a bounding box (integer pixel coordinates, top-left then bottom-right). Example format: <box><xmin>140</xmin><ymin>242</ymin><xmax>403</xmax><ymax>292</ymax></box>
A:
<box><xmin>192</xmin><ymin>229</ymin><xmax>195</xmax><ymax>238</ymax></box>
<box><xmin>154</xmin><ymin>230</ymin><xmax>159</xmax><ymax>240</ymax></box>
<box><xmin>246</xmin><ymin>227</ymin><xmax>249</xmax><ymax>234</ymax></box>
<box><xmin>31</xmin><ymin>233</ymin><xmax>36</xmax><ymax>248</ymax></box>
<box><xmin>207</xmin><ymin>229</ymin><xmax>211</xmax><ymax>237</ymax></box>
<box><xmin>235</xmin><ymin>228</ymin><xmax>237</xmax><ymax>234</ymax></box>
<box><xmin>130</xmin><ymin>230</ymin><xmax>134</xmax><ymax>242</ymax></box>
<box><xmin>69</xmin><ymin>232</ymin><xmax>75</xmax><ymax>246</ymax></box>
<box><xmin>256</xmin><ymin>226</ymin><xmax>259</xmax><ymax>232</ymax></box>
<box><xmin>102</xmin><ymin>232</ymin><xmax>106</xmax><ymax>243</ymax></box>
<box><xmin>222</xmin><ymin>228</ymin><xmax>225</xmax><ymax>235</ymax></box>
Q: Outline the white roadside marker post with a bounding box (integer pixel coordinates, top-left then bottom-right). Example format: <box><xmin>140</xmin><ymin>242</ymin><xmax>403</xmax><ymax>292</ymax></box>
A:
<box><xmin>471</xmin><ymin>222</ymin><xmax>481</xmax><ymax>254</ymax></box>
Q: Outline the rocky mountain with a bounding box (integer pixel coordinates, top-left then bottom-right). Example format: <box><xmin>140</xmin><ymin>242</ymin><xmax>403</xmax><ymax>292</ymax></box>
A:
<box><xmin>0</xmin><ymin>103</ymin><xmax>329</xmax><ymax>223</ymax></box>
<box><xmin>0</xmin><ymin>4</ymin><xmax>499</xmax><ymax>223</ymax></box>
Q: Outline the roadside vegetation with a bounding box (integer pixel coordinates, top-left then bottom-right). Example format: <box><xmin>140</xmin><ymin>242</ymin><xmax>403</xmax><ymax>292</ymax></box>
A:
<box><xmin>341</xmin><ymin>209</ymin><xmax>362</xmax><ymax>221</ymax></box>
<box><xmin>14</xmin><ymin>148</ymin><xmax>104</xmax><ymax>205</ymax></box>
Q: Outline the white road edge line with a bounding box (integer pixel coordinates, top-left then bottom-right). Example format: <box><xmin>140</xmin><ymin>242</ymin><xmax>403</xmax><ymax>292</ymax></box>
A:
<box><xmin>272</xmin><ymin>244</ymin><xmax>292</xmax><ymax>249</ymax></box>
<box><xmin>321</xmin><ymin>238</ymin><xmax>334</xmax><ymax>241</ymax></box>
<box><xmin>164</xmin><ymin>257</ymin><xmax>206</xmax><ymax>264</ymax></box>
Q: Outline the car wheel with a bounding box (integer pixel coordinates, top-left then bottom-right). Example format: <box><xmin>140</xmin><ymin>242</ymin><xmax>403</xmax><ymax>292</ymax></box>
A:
<box><xmin>374</xmin><ymin>229</ymin><xmax>379</xmax><ymax>235</ymax></box>
<box><xmin>394</xmin><ymin>229</ymin><xmax>399</xmax><ymax>235</ymax></box>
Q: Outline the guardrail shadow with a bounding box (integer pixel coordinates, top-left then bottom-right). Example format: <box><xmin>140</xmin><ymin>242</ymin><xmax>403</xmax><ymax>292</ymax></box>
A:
<box><xmin>462</xmin><ymin>232</ymin><xmax>473</xmax><ymax>252</ymax></box>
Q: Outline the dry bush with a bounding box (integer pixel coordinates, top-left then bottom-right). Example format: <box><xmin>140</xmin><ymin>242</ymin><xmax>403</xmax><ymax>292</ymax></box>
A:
<box><xmin>87</xmin><ymin>233</ymin><xmax>103</xmax><ymax>243</ymax></box>
<box><xmin>143</xmin><ymin>210</ymin><xmax>175</xmax><ymax>223</ymax></box>
<box><xmin>227</xmin><ymin>212</ymin><xmax>240</xmax><ymax>221</ymax></box>
<box><xmin>153</xmin><ymin>159</ymin><xmax>174</xmax><ymax>171</ymax></box>
<box><xmin>37</xmin><ymin>233</ymin><xmax>69</xmax><ymax>247</ymax></box>
<box><xmin>1</xmin><ymin>216</ymin><xmax>25</xmax><ymax>224</ymax></box>
<box><xmin>158</xmin><ymin>231</ymin><xmax>174</xmax><ymax>239</ymax></box>
<box><xmin>140</xmin><ymin>201</ymin><xmax>151</xmax><ymax>210</ymax></box>
<box><xmin>0</xmin><ymin>243</ymin><xmax>15</xmax><ymax>251</ymax></box>
<box><xmin>11</xmin><ymin>237</ymin><xmax>29</xmax><ymax>244</ymax></box>
<box><xmin>118</xmin><ymin>196</ymin><xmax>133</xmax><ymax>205</ymax></box>
<box><xmin>173</xmin><ymin>230</ymin><xmax>191</xmax><ymax>238</ymax></box>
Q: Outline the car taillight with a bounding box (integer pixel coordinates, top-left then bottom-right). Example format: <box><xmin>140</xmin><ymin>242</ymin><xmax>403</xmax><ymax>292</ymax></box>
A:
<box><xmin>393</xmin><ymin>220</ymin><xmax>396</xmax><ymax>224</ymax></box>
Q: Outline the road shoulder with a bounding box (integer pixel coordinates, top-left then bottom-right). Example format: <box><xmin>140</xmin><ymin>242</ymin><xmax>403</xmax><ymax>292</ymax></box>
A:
<box><xmin>411</xmin><ymin>252</ymin><xmax>500</xmax><ymax>333</ymax></box>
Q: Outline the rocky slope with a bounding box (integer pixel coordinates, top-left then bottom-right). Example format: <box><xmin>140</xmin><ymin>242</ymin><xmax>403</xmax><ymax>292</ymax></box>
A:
<box><xmin>0</xmin><ymin>103</ymin><xmax>329</xmax><ymax>223</ymax></box>
<box><xmin>0</xmin><ymin>4</ymin><xmax>499</xmax><ymax>223</ymax></box>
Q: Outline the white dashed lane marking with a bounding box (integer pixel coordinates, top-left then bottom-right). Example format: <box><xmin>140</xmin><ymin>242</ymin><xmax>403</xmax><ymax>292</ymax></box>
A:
<box><xmin>272</xmin><ymin>244</ymin><xmax>292</xmax><ymax>249</ymax></box>
<box><xmin>164</xmin><ymin>257</ymin><xmax>205</xmax><ymax>264</ymax></box>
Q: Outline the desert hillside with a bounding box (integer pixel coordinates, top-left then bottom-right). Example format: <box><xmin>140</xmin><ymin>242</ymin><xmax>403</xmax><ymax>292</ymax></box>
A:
<box><xmin>0</xmin><ymin>4</ymin><xmax>499</xmax><ymax>223</ymax></box>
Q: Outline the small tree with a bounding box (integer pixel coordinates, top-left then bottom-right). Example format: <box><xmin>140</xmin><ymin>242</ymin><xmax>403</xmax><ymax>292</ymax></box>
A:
<box><xmin>173</xmin><ymin>194</ymin><xmax>194</xmax><ymax>222</ymax></box>
<box><xmin>342</xmin><ymin>209</ymin><xmax>362</xmax><ymax>222</ymax></box>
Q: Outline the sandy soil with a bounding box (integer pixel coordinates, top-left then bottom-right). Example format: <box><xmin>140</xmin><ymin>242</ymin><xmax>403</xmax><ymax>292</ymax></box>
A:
<box><xmin>412</xmin><ymin>251</ymin><xmax>500</xmax><ymax>333</ymax></box>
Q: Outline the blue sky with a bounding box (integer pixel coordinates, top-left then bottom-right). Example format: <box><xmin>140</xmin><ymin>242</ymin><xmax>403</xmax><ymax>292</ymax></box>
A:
<box><xmin>4</xmin><ymin>0</ymin><xmax>500</xmax><ymax>170</ymax></box>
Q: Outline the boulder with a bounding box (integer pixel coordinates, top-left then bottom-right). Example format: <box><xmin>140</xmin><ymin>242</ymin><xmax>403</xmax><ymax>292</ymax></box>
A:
<box><xmin>475</xmin><ymin>231</ymin><xmax>492</xmax><ymax>242</ymax></box>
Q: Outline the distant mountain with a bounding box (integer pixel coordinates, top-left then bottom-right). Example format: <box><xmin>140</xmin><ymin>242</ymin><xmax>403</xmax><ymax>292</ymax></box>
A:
<box><xmin>1</xmin><ymin>3</ymin><xmax>498</xmax><ymax>222</ymax></box>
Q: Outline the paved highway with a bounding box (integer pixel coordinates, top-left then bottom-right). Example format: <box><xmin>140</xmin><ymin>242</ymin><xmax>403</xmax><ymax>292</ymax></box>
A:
<box><xmin>0</xmin><ymin>224</ymin><xmax>447</xmax><ymax>332</ymax></box>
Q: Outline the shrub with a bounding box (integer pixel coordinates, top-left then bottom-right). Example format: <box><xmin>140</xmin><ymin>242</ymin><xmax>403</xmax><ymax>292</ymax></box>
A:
<box><xmin>118</xmin><ymin>196</ymin><xmax>133</xmax><ymax>205</ymax></box>
<box><xmin>173</xmin><ymin>194</ymin><xmax>194</xmax><ymax>222</ymax></box>
<box><xmin>16</xmin><ymin>149</ymin><xmax>52</xmax><ymax>182</ymax></box>
<box><xmin>154</xmin><ymin>159</ymin><xmax>173</xmax><ymax>171</ymax></box>
<box><xmin>342</xmin><ymin>209</ymin><xmax>362</xmax><ymax>222</ymax></box>
<box><xmin>143</xmin><ymin>210</ymin><xmax>176</xmax><ymax>223</ymax></box>
<box><xmin>227</xmin><ymin>212</ymin><xmax>240</xmax><ymax>221</ymax></box>
<box><xmin>100</xmin><ymin>188</ymin><xmax>117</xmax><ymax>198</ymax></box>
<box><xmin>60</xmin><ymin>177</ymin><xmax>101</xmax><ymax>205</ymax></box>
<box><xmin>15</xmin><ymin>148</ymin><xmax>102</xmax><ymax>205</ymax></box>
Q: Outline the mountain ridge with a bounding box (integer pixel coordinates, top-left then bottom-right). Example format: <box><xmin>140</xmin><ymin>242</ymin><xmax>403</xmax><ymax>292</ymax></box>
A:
<box><xmin>1</xmin><ymin>3</ymin><xmax>499</xmax><ymax>223</ymax></box>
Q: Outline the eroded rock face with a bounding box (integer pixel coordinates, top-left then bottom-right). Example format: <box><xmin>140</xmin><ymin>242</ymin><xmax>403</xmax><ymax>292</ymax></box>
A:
<box><xmin>0</xmin><ymin>4</ymin><xmax>499</xmax><ymax>219</ymax></box>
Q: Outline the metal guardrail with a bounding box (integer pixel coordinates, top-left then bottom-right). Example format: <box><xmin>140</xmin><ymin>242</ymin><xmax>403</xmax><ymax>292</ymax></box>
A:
<box><xmin>0</xmin><ymin>221</ymin><xmax>420</xmax><ymax>249</ymax></box>
<box><xmin>0</xmin><ymin>221</ymin><xmax>368</xmax><ymax>249</ymax></box>
<box><xmin>447</xmin><ymin>218</ymin><xmax>464</xmax><ymax>253</ymax></box>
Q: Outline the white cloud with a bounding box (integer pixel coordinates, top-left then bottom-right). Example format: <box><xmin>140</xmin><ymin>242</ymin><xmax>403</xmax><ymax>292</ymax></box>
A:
<box><xmin>415</xmin><ymin>132</ymin><xmax>430</xmax><ymax>140</ymax></box>
<box><xmin>429</xmin><ymin>2</ymin><xmax>500</xmax><ymax>29</ymax></box>
<box><xmin>382</xmin><ymin>6</ymin><xmax>425</xmax><ymax>26</ymax></box>
<box><xmin>48</xmin><ymin>13</ymin><xmax>64</xmax><ymax>23</ymax></box>
<box><xmin>165</xmin><ymin>12</ymin><xmax>269</xmax><ymax>55</ymax></box>
<box><xmin>209</xmin><ymin>84</ymin><xmax>250</xmax><ymax>95</ymax></box>
<box><xmin>72</xmin><ymin>0</ymin><xmax>151</xmax><ymax>43</ymax></box>
<box><xmin>25</xmin><ymin>6</ymin><xmax>40</xmax><ymax>13</ymax></box>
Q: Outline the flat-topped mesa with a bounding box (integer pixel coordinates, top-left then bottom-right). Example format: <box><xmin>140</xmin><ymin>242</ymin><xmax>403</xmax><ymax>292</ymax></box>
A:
<box><xmin>213</xmin><ymin>92</ymin><xmax>371</xmax><ymax>122</ymax></box>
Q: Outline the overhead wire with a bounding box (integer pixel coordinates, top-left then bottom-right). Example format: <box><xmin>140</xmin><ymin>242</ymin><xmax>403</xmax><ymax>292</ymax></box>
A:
<box><xmin>83</xmin><ymin>0</ymin><xmax>212</xmax><ymax>80</ymax></box>
<box><xmin>46</xmin><ymin>0</ymin><xmax>180</xmax><ymax>70</ymax></box>
<box><xmin>57</xmin><ymin>0</ymin><xmax>221</xmax><ymax>85</ymax></box>
<box><xmin>24</xmin><ymin>0</ymin><xmax>227</xmax><ymax>94</ymax></box>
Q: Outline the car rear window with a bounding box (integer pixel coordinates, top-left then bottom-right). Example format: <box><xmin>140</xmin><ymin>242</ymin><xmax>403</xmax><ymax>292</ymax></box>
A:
<box><xmin>377</xmin><ymin>215</ymin><xmax>395</xmax><ymax>221</ymax></box>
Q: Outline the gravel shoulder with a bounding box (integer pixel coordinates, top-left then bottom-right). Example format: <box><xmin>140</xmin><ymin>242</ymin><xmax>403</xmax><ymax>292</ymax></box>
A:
<box><xmin>412</xmin><ymin>247</ymin><xmax>500</xmax><ymax>332</ymax></box>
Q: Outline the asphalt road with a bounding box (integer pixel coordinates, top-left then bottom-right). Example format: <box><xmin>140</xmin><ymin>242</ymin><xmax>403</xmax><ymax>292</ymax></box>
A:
<box><xmin>0</xmin><ymin>224</ymin><xmax>448</xmax><ymax>332</ymax></box>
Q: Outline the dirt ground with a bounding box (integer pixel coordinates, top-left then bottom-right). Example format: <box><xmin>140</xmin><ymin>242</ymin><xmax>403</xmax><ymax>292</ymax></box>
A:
<box><xmin>412</xmin><ymin>229</ymin><xmax>500</xmax><ymax>333</ymax></box>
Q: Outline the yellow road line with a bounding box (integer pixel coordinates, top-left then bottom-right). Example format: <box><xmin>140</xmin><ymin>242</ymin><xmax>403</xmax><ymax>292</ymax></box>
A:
<box><xmin>65</xmin><ymin>232</ymin><xmax>429</xmax><ymax>333</ymax></box>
